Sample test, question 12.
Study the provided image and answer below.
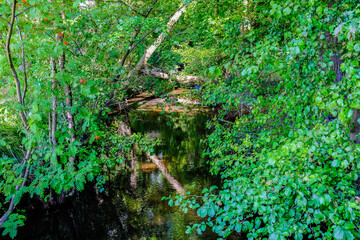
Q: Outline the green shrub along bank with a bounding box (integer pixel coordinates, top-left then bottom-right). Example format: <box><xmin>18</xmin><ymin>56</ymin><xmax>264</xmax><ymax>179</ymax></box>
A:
<box><xmin>0</xmin><ymin>0</ymin><xmax>180</xmax><ymax>238</ymax></box>
<box><xmin>166</xmin><ymin>0</ymin><xmax>360</xmax><ymax>239</ymax></box>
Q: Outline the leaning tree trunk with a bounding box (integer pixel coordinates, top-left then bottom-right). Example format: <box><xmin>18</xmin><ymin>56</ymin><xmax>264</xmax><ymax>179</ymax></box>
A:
<box><xmin>130</xmin><ymin>4</ymin><xmax>187</xmax><ymax>76</ymax></box>
<box><xmin>0</xmin><ymin>0</ymin><xmax>32</xmax><ymax>227</ymax></box>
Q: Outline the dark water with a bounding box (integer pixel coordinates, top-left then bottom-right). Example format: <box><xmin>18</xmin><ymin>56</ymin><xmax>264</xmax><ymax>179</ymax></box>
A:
<box><xmin>11</xmin><ymin>110</ymin><xmax>218</xmax><ymax>240</ymax></box>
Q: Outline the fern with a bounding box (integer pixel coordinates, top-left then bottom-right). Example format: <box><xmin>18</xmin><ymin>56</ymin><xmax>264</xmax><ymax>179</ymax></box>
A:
<box><xmin>1</xmin><ymin>214</ymin><xmax>26</xmax><ymax>239</ymax></box>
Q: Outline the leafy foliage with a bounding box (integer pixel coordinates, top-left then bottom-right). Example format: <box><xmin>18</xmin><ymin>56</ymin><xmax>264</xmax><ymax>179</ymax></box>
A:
<box><xmin>1</xmin><ymin>214</ymin><xmax>25</xmax><ymax>239</ymax></box>
<box><xmin>165</xmin><ymin>0</ymin><xmax>360</xmax><ymax>239</ymax></box>
<box><xmin>0</xmin><ymin>0</ymin><xmax>182</xmax><ymax>237</ymax></box>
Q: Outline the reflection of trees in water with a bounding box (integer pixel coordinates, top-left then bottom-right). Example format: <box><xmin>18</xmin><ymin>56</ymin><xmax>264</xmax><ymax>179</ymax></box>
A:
<box><xmin>130</xmin><ymin>112</ymin><xmax>210</xmax><ymax>178</ymax></box>
<box><xmin>122</xmin><ymin>118</ymin><xmax>186</xmax><ymax>195</ymax></box>
<box><xmin>110</xmin><ymin>111</ymin><xmax>216</xmax><ymax>239</ymax></box>
<box><xmin>11</xmin><ymin>183</ymin><xmax>128</xmax><ymax>240</ymax></box>
<box><xmin>130</xmin><ymin>150</ymin><xmax>138</xmax><ymax>189</ymax></box>
<box><xmin>147</xmin><ymin>153</ymin><xmax>185</xmax><ymax>195</ymax></box>
<box><xmin>12</xmin><ymin>112</ymin><xmax>215</xmax><ymax>240</ymax></box>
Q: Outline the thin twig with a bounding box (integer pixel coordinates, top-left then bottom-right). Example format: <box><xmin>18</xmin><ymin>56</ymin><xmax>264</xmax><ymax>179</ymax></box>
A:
<box><xmin>9</xmin><ymin>148</ymin><xmax>20</xmax><ymax>163</ymax></box>
<box><xmin>15</xmin><ymin>4</ymin><xmax>39</xmax><ymax>18</ymax></box>
<box><xmin>0</xmin><ymin>17</ymin><xmax>10</xmax><ymax>25</ymax></box>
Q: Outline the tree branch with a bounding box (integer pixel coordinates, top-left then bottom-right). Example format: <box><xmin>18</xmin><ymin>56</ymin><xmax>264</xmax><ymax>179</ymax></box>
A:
<box><xmin>15</xmin><ymin>4</ymin><xmax>38</xmax><ymax>18</ymax></box>
<box><xmin>5</xmin><ymin>0</ymin><xmax>30</xmax><ymax>132</ymax></box>
<box><xmin>120</xmin><ymin>0</ymin><xmax>159</xmax><ymax>66</ymax></box>
<box><xmin>130</xmin><ymin>3</ymin><xmax>187</xmax><ymax>76</ymax></box>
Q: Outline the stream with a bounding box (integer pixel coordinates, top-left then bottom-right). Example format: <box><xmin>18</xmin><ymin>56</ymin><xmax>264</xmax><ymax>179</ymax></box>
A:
<box><xmin>11</xmin><ymin>90</ymin><xmax>219</xmax><ymax>240</ymax></box>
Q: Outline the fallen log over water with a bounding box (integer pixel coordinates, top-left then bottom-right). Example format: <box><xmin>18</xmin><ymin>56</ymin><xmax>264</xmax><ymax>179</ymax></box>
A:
<box><xmin>142</xmin><ymin>69</ymin><xmax>204</xmax><ymax>84</ymax></box>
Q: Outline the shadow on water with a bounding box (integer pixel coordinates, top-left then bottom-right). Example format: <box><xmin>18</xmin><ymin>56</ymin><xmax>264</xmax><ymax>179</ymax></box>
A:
<box><xmin>11</xmin><ymin>109</ymin><xmax>221</xmax><ymax>239</ymax></box>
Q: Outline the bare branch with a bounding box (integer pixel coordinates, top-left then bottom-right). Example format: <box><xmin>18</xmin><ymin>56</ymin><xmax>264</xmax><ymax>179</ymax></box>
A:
<box><xmin>142</xmin><ymin>69</ymin><xmax>202</xmax><ymax>83</ymax></box>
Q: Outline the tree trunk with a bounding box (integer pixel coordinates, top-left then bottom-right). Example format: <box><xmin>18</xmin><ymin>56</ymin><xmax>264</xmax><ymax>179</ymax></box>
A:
<box><xmin>50</xmin><ymin>57</ymin><xmax>58</xmax><ymax>147</ymax></box>
<box><xmin>59</xmin><ymin>48</ymin><xmax>76</xmax><ymax>162</ymax></box>
<box><xmin>350</xmin><ymin>109</ymin><xmax>360</xmax><ymax>144</ymax></box>
<box><xmin>322</xmin><ymin>2</ymin><xmax>359</xmax><ymax>143</ymax></box>
<box><xmin>59</xmin><ymin>11</ymin><xmax>76</xmax><ymax>162</ymax></box>
<box><xmin>130</xmin><ymin>4</ymin><xmax>187</xmax><ymax>76</ymax></box>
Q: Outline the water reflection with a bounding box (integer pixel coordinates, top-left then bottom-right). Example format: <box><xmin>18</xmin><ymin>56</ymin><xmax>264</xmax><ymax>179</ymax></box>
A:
<box><xmin>146</xmin><ymin>153</ymin><xmax>186</xmax><ymax>195</ymax></box>
<box><xmin>12</xmin><ymin>111</ymin><xmax>217</xmax><ymax>240</ymax></box>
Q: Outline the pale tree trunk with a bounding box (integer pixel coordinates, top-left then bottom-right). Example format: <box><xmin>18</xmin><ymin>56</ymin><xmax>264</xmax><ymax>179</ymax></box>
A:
<box><xmin>48</xmin><ymin>0</ymin><xmax>57</xmax><ymax>149</ymax></box>
<box><xmin>59</xmin><ymin>52</ymin><xmax>76</xmax><ymax>162</ymax></box>
<box><xmin>50</xmin><ymin>57</ymin><xmax>58</xmax><ymax>147</ymax></box>
<box><xmin>59</xmin><ymin>11</ymin><xmax>76</xmax><ymax>162</ymax></box>
<box><xmin>5</xmin><ymin>0</ymin><xmax>29</xmax><ymax>132</ymax></box>
<box><xmin>130</xmin><ymin>4</ymin><xmax>187</xmax><ymax>76</ymax></box>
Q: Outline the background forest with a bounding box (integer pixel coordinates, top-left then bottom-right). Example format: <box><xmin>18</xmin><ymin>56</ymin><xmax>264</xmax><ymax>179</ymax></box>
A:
<box><xmin>1</xmin><ymin>0</ymin><xmax>360</xmax><ymax>239</ymax></box>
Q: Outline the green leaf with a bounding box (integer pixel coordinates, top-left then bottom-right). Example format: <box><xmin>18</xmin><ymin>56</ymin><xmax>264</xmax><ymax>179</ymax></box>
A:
<box><xmin>209</xmin><ymin>66</ymin><xmax>216</xmax><ymax>74</ymax></box>
<box><xmin>197</xmin><ymin>207</ymin><xmax>207</xmax><ymax>218</ymax></box>
<box><xmin>269</xmin><ymin>233</ymin><xmax>279</xmax><ymax>240</ymax></box>
<box><xmin>295</xmin><ymin>233</ymin><xmax>303</xmax><ymax>240</ymax></box>
<box><xmin>334</xmin><ymin>24</ymin><xmax>343</xmax><ymax>36</ymax></box>
<box><xmin>334</xmin><ymin>226</ymin><xmax>345</xmax><ymax>240</ymax></box>
<box><xmin>345</xmin><ymin>231</ymin><xmax>355</xmax><ymax>240</ymax></box>
<box><xmin>73</xmin><ymin>0</ymin><xmax>81</xmax><ymax>7</ymax></box>
<box><xmin>354</xmin><ymin>43</ymin><xmax>360</xmax><ymax>52</ymax></box>
<box><xmin>208</xmin><ymin>208</ymin><xmax>215</xmax><ymax>217</ymax></box>
<box><xmin>283</xmin><ymin>7</ymin><xmax>291</xmax><ymax>15</ymax></box>
<box><xmin>316</xmin><ymin>6</ymin><xmax>323</xmax><ymax>15</ymax></box>
<box><xmin>350</xmin><ymin>100</ymin><xmax>360</xmax><ymax>109</ymax></box>
<box><xmin>284</xmin><ymin>187</ymin><xmax>291</xmax><ymax>196</ymax></box>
